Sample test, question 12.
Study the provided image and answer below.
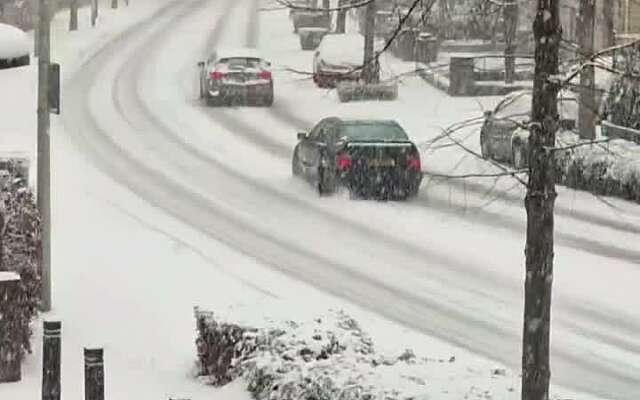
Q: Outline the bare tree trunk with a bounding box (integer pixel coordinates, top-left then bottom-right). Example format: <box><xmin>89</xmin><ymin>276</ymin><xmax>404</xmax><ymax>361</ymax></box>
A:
<box><xmin>504</xmin><ymin>0</ymin><xmax>519</xmax><ymax>83</ymax></box>
<box><xmin>602</xmin><ymin>0</ymin><xmax>616</xmax><ymax>48</ymax></box>
<box><xmin>578</xmin><ymin>0</ymin><xmax>596</xmax><ymax>140</ymax></box>
<box><xmin>69</xmin><ymin>0</ymin><xmax>78</xmax><ymax>31</ymax></box>
<box><xmin>91</xmin><ymin>0</ymin><xmax>98</xmax><ymax>27</ymax></box>
<box><xmin>336</xmin><ymin>0</ymin><xmax>347</xmax><ymax>33</ymax></box>
<box><xmin>362</xmin><ymin>0</ymin><xmax>378</xmax><ymax>84</ymax></box>
<box><xmin>522</xmin><ymin>1</ymin><xmax>561</xmax><ymax>400</ymax></box>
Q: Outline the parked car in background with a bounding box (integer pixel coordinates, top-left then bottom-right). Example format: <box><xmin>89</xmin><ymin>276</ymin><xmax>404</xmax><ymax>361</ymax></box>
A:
<box><xmin>0</xmin><ymin>22</ymin><xmax>29</xmax><ymax>69</ymax></box>
<box><xmin>198</xmin><ymin>48</ymin><xmax>274</xmax><ymax>107</ymax></box>
<box><xmin>313</xmin><ymin>33</ymin><xmax>381</xmax><ymax>88</ymax></box>
<box><xmin>292</xmin><ymin>117</ymin><xmax>423</xmax><ymax>200</ymax></box>
<box><xmin>480</xmin><ymin>90</ymin><xmax>578</xmax><ymax>168</ymax></box>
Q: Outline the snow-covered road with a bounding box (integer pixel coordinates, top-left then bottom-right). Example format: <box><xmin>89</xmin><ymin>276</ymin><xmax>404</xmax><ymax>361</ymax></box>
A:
<box><xmin>59</xmin><ymin>0</ymin><xmax>640</xmax><ymax>398</ymax></box>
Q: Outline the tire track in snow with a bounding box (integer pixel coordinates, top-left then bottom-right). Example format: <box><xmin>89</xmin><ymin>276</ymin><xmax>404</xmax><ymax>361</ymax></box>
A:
<box><xmin>249</xmin><ymin>30</ymin><xmax>640</xmax><ymax>238</ymax></box>
<box><xmin>62</xmin><ymin>1</ymin><xmax>640</xmax><ymax>399</ymax></box>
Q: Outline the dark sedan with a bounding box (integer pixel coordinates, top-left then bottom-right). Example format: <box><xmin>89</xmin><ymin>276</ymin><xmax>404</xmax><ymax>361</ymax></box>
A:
<box><xmin>292</xmin><ymin>118</ymin><xmax>423</xmax><ymax>200</ymax></box>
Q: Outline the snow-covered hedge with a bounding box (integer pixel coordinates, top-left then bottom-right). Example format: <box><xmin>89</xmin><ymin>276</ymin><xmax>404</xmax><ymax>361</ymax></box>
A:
<box><xmin>0</xmin><ymin>163</ymin><xmax>41</xmax><ymax>381</ymax></box>
<box><xmin>336</xmin><ymin>81</ymin><xmax>398</xmax><ymax>103</ymax></box>
<box><xmin>194</xmin><ymin>307</ymin><xmax>460</xmax><ymax>400</ymax></box>
<box><xmin>555</xmin><ymin>135</ymin><xmax>640</xmax><ymax>203</ymax></box>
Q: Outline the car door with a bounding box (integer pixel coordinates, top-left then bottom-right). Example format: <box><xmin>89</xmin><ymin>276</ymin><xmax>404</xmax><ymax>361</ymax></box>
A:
<box><xmin>491</xmin><ymin>93</ymin><xmax>530</xmax><ymax>160</ymax></box>
<box><xmin>307</xmin><ymin>123</ymin><xmax>331</xmax><ymax>181</ymax></box>
<box><xmin>299</xmin><ymin>121</ymin><xmax>325</xmax><ymax>174</ymax></box>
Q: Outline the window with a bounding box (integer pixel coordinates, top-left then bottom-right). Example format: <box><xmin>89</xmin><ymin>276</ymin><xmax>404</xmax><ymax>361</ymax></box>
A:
<box><xmin>217</xmin><ymin>57</ymin><xmax>266</xmax><ymax>69</ymax></box>
<box><xmin>340</xmin><ymin>122</ymin><xmax>409</xmax><ymax>141</ymax></box>
<box><xmin>308</xmin><ymin>121</ymin><xmax>326</xmax><ymax>141</ymax></box>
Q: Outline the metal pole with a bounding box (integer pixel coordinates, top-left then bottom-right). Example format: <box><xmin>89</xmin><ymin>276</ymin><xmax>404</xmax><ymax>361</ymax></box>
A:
<box><xmin>37</xmin><ymin>0</ymin><xmax>52</xmax><ymax>312</ymax></box>
<box><xmin>42</xmin><ymin>321</ymin><xmax>61</xmax><ymax>400</ymax></box>
<box><xmin>84</xmin><ymin>348</ymin><xmax>105</xmax><ymax>400</ymax></box>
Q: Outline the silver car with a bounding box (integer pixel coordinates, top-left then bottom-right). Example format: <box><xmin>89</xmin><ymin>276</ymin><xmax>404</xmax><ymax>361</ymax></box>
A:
<box><xmin>480</xmin><ymin>90</ymin><xmax>578</xmax><ymax>168</ymax></box>
<box><xmin>198</xmin><ymin>48</ymin><xmax>274</xmax><ymax>107</ymax></box>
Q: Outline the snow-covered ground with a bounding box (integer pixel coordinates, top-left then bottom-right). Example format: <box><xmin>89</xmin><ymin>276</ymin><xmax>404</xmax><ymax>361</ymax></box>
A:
<box><xmin>0</xmin><ymin>0</ymin><xmax>638</xmax><ymax>399</ymax></box>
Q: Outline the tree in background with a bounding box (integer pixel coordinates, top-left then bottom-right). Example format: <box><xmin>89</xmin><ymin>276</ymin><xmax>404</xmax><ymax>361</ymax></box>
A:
<box><xmin>602</xmin><ymin>0</ymin><xmax>616</xmax><ymax>49</ymax></box>
<box><xmin>578</xmin><ymin>0</ymin><xmax>596</xmax><ymax>140</ymax></box>
<box><xmin>336</xmin><ymin>0</ymin><xmax>347</xmax><ymax>33</ymax></box>
<box><xmin>503</xmin><ymin>0</ymin><xmax>519</xmax><ymax>84</ymax></box>
<box><xmin>361</xmin><ymin>0</ymin><xmax>379</xmax><ymax>84</ymax></box>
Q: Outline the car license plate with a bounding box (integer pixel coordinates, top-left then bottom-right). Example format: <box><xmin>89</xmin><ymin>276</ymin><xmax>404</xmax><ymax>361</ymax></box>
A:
<box><xmin>368</xmin><ymin>158</ymin><xmax>395</xmax><ymax>167</ymax></box>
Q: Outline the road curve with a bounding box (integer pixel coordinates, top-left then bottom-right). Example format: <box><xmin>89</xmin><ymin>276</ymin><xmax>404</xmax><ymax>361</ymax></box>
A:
<box><xmin>61</xmin><ymin>1</ymin><xmax>640</xmax><ymax>399</ymax></box>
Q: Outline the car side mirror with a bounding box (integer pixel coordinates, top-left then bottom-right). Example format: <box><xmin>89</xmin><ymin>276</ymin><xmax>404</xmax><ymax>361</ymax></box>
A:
<box><xmin>297</xmin><ymin>132</ymin><xmax>308</xmax><ymax>141</ymax></box>
<box><xmin>197</xmin><ymin>61</ymin><xmax>205</xmax><ymax>68</ymax></box>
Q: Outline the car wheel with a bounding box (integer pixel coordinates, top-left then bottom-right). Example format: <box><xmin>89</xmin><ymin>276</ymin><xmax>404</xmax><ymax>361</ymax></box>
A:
<box><xmin>480</xmin><ymin>134</ymin><xmax>492</xmax><ymax>159</ymax></box>
<box><xmin>317</xmin><ymin>163</ymin><xmax>336</xmax><ymax>196</ymax></box>
<box><xmin>292</xmin><ymin>149</ymin><xmax>303</xmax><ymax>177</ymax></box>
<box><xmin>313</xmin><ymin>73</ymin><xmax>324</xmax><ymax>88</ymax></box>
<box><xmin>205</xmin><ymin>96</ymin><xmax>220</xmax><ymax>107</ymax></box>
<box><xmin>263</xmin><ymin>91</ymin><xmax>274</xmax><ymax>107</ymax></box>
<box><xmin>512</xmin><ymin>142</ymin><xmax>528</xmax><ymax>169</ymax></box>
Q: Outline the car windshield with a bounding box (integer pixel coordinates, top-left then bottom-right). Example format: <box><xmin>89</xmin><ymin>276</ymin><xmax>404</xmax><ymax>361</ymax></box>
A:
<box><xmin>495</xmin><ymin>92</ymin><xmax>578</xmax><ymax>121</ymax></box>
<box><xmin>340</xmin><ymin>122</ymin><xmax>409</xmax><ymax>141</ymax></box>
<box><xmin>217</xmin><ymin>57</ymin><xmax>264</xmax><ymax>69</ymax></box>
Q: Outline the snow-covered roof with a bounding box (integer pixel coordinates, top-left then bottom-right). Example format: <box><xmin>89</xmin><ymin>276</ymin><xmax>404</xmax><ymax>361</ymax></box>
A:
<box><xmin>0</xmin><ymin>271</ymin><xmax>20</xmax><ymax>282</ymax></box>
<box><xmin>214</xmin><ymin>47</ymin><xmax>263</xmax><ymax>60</ymax></box>
<box><xmin>0</xmin><ymin>23</ymin><xmax>30</xmax><ymax>59</ymax></box>
<box><xmin>318</xmin><ymin>33</ymin><xmax>376</xmax><ymax>67</ymax></box>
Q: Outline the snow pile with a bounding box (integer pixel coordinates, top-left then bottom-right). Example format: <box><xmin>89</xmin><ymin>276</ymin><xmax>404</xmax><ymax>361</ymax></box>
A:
<box><xmin>194</xmin><ymin>307</ymin><xmax>523</xmax><ymax>400</ymax></box>
<box><xmin>0</xmin><ymin>23</ymin><xmax>30</xmax><ymax>59</ymax></box>
<box><xmin>556</xmin><ymin>133</ymin><xmax>640</xmax><ymax>203</ymax></box>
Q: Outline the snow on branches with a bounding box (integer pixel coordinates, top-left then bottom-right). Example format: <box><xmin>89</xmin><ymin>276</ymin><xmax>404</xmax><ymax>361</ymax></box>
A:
<box><xmin>193</xmin><ymin>307</ymin><xmax>520</xmax><ymax>400</ymax></box>
<box><xmin>0</xmin><ymin>162</ymin><xmax>41</xmax><ymax>372</ymax></box>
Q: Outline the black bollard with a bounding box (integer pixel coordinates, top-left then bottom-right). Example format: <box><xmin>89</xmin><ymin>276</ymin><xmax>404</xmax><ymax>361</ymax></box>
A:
<box><xmin>84</xmin><ymin>348</ymin><xmax>105</xmax><ymax>400</ymax></box>
<box><xmin>42</xmin><ymin>321</ymin><xmax>62</xmax><ymax>400</ymax></box>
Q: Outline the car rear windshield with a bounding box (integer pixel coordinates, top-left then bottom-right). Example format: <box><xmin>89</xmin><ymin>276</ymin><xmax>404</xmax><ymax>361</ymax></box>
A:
<box><xmin>217</xmin><ymin>57</ymin><xmax>264</xmax><ymax>69</ymax></box>
<box><xmin>341</xmin><ymin>123</ymin><xmax>409</xmax><ymax>141</ymax></box>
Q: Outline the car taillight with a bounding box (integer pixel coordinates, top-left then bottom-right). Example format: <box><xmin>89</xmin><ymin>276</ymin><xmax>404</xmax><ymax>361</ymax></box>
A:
<box><xmin>406</xmin><ymin>153</ymin><xmax>421</xmax><ymax>171</ymax></box>
<box><xmin>336</xmin><ymin>152</ymin><xmax>352</xmax><ymax>170</ymax></box>
<box><xmin>258</xmin><ymin>70</ymin><xmax>272</xmax><ymax>80</ymax></box>
<box><xmin>209</xmin><ymin>71</ymin><xmax>225</xmax><ymax>80</ymax></box>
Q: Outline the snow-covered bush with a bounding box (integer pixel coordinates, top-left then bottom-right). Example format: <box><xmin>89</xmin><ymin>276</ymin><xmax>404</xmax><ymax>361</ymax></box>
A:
<box><xmin>0</xmin><ymin>163</ymin><xmax>41</xmax><ymax>380</ymax></box>
<box><xmin>194</xmin><ymin>307</ymin><xmax>468</xmax><ymax>400</ymax></box>
<box><xmin>555</xmin><ymin>137</ymin><xmax>640</xmax><ymax>203</ymax></box>
<box><xmin>336</xmin><ymin>81</ymin><xmax>398</xmax><ymax>103</ymax></box>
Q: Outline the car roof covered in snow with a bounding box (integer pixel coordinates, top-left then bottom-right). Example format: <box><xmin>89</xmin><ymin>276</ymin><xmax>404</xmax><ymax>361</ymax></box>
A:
<box><xmin>213</xmin><ymin>47</ymin><xmax>264</xmax><ymax>61</ymax></box>
<box><xmin>339</xmin><ymin>119</ymin><xmax>401</xmax><ymax>126</ymax></box>
<box><xmin>0</xmin><ymin>23</ymin><xmax>30</xmax><ymax>59</ymax></box>
<box><xmin>317</xmin><ymin>33</ymin><xmax>382</xmax><ymax>66</ymax></box>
